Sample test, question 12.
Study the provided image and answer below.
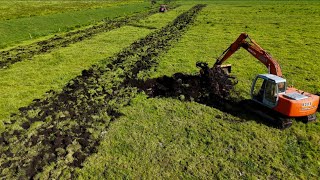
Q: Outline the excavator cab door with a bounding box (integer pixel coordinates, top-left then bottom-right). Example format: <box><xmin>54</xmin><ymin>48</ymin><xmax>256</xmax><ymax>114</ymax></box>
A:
<box><xmin>263</xmin><ymin>80</ymin><xmax>278</xmax><ymax>108</ymax></box>
<box><xmin>251</xmin><ymin>74</ymin><xmax>280</xmax><ymax>108</ymax></box>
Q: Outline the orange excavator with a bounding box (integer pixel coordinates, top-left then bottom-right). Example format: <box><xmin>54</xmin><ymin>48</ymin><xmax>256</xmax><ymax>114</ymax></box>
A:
<box><xmin>159</xmin><ymin>4</ymin><xmax>168</xmax><ymax>12</ymax></box>
<box><xmin>214</xmin><ymin>33</ymin><xmax>319</xmax><ymax>125</ymax></box>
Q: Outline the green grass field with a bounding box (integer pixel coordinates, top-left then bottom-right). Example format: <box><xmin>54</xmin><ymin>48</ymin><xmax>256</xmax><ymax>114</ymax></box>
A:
<box><xmin>0</xmin><ymin>0</ymin><xmax>319</xmax><ymax>179</ymax></box>
<box><xmin>0</xmin><ymin>2</ymin><xmax>150</xmax><ymax>49</ymax></box>
<box><xmin>0</xmin><ymin>1</ymin><xmax>142</xmax><ymax>20</ymax></box>
<box><xmin>78</xmin><ymin>1</ymin><xmax>320</xmax><ymax>179</ymax></box>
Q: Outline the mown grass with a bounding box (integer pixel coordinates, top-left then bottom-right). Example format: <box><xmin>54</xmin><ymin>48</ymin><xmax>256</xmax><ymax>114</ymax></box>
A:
<box><xmin>0</xmin><ymin>2</ymin><xmax>150</xmax><ymax>49</ymax></box>
<box><xmin>0</xmin><ymin>1</ymin><xmax>142</xmax><ymax>21</ymax></box>
<box><xmin>78</xmin><ymin>1</ymin><xmax>320</xmax><ymax>179</ymax></box>
<box><xmin>0</xmin><ymin>0</ymin><xmax>319</xmax><ymax>179</ymax></box>
<box><xmin>79</xmin><ymin>94</ymin><xmax>320</xmax><ymax>179</ymax></box>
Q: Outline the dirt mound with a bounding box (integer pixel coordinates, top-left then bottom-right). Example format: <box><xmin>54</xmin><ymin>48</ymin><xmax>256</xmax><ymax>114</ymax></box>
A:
<box><xmin>130</xmin><ymin>62</ymin><xmax>237</xmax><ymax>105</ymax></box>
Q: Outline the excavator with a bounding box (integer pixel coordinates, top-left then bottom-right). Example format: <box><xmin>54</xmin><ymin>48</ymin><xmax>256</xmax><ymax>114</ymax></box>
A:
<box><xmin>159</xmin><ymin>4</ymin><xmax>168</xmax><ymax>12</ymax></box>
<box><xmin>205</xmin><ymin>33</ymin><xmax>319</xmax><ymax>127</ymax></box>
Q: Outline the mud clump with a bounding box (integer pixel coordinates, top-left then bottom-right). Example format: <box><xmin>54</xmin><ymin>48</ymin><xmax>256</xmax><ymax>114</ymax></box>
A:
<box><xmin>195</xmin><ymin>62</ymin><xmax>237</xmax><ymax>98</ymax></box>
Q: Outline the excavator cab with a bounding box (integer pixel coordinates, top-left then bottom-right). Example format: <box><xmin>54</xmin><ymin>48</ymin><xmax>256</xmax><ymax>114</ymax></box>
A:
<box><xmin>251</xmin><ymin>74</ymin><xmax>286</xmax><ymax>108</ymax></box>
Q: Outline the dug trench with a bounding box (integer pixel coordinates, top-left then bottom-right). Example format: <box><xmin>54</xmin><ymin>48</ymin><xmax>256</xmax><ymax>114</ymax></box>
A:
<box><xmin>0</xmin><ymin>4</ymin><xmax>206</xmax><ymax>179</ymax></box>
<box><xmin>0</xmin><ymin>5</ymin><xmax>180</xmax><ymax>69</ymax></box>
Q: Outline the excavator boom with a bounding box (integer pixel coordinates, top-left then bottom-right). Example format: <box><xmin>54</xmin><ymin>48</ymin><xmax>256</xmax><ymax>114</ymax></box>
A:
<box><xmin>215</xmin><ymin>33</ymin><xmax>282</xmax><ymax>77</ymax></box>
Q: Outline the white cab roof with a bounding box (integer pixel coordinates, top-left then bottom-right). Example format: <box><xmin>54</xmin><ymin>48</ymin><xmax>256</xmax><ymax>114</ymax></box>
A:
<box><xmin>258</xmin><ymin>74</ymin><xmax>286</xmax><ymax>83</ymax></box>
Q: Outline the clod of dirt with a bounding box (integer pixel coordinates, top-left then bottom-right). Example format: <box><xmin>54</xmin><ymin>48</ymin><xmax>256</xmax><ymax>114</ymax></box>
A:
<box><xmin>21</xmin><ymin>122</ymin><xmax>30</xmax><ymax>129</ymax></box>
<box><xmin>195</xmin><ymin>61</ymin><xmax>237</xmax><ymax>98</ymax></box>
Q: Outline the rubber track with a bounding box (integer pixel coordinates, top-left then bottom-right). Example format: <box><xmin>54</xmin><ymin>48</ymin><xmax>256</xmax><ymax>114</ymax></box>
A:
<box><xmin>0</xmin><ymin>6</ymin><xmax>179</xmax><ymax>69</ymax></box>
<box><xmin>0</xmin><ymin>4</ymin><xmax>206</xmax><ymax>179</ymax></box>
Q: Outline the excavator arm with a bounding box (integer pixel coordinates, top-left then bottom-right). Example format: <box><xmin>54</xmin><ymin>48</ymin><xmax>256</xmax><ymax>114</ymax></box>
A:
<box><xmin>215</xmin><ymin>33</ymin><xmax>283</xmax><ymax>77</ymax></box>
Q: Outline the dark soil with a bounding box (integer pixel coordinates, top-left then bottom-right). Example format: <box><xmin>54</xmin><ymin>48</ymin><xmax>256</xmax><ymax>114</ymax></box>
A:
<box><xmin>128</xmin><ymin>65</ymin><xmax>237</xmax><ymax>103</ymax></box>
<box><xmin>0</xmin><ymin>5</ymin><xmax>179</xmax><ymax>69</ymax></box>
<box><xmin>0</xmin><ymin>4</ymin><xmax>206</xmax><ymax>179</ymax></box>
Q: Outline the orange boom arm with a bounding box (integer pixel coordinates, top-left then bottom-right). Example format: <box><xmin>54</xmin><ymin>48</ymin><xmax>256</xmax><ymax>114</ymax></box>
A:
<box><xmin>215</xmin><ymin>33</ymin><xmax>283</xmax><ymax>77</ymax></box>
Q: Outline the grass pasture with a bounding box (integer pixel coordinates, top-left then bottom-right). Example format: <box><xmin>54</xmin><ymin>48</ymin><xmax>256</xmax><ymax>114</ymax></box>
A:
<box><xmin>0</xmin><ymin>26</ymin><xmax>151</xmax><ymax>125</ymax></box>
<box><xmin>79</xmin><ymin>1</ymin><xmax>320</xmax><ymax>179</ymax></box>
<box><xmin>0</xmin><ymin>0</ymin><xmax>142</xmax><ymax>21</ymax></box>
<box><xmin>0</xmin><ymin>2</ymin><xmax>150</xmax><ymax>49</ymax></box>
<box><xmin>0</xmin><ymin>0</ymin><xmax>320</xmax><ymax>179</ymax></box>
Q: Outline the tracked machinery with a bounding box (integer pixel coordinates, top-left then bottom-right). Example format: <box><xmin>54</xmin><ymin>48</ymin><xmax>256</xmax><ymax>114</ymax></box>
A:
<box><xmin>159</xmin><ymin>4</ymin><xmax>168</xmax><ymax>12</ymax></box>
<box><xmin>198</xmin><ymin>33</ymin><xmax>319</xmax><ymax>128</ymax></box>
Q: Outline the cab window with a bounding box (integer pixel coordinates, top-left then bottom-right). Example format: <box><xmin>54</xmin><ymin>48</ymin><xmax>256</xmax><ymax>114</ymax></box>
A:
<box><xmin>264</xmin><ymin>80</ymin><xmax>277</xmax><ymax>103</ymax></box>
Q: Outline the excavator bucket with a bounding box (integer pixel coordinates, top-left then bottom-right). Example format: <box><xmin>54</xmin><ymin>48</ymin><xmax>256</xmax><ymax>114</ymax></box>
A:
<box><xmin>196</xmin><ymin>62</ymin><xmax>237</xmax><ymax>98</ymax></box>
<box><xmin>216</xmin><ymin>64</ymin><xmax>232</xmax><ymax>75</ymax></box>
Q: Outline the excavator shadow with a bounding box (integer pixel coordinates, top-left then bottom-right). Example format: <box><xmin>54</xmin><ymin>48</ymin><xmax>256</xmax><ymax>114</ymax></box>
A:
<box><xmin>128</xmin><ymin>72</ymin><xmax>284</xmax><ymax>129</ymax></box>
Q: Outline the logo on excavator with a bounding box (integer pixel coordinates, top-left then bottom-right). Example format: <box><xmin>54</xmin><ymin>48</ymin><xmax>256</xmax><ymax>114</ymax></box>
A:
<box><xmin>302</xmin><ymin>102</ymin><xmax>312</xmax><ymax>107</ymax></box>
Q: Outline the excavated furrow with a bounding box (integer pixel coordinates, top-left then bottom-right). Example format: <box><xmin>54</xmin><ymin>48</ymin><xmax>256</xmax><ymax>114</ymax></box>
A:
<box><xmin>0</xmin><ymin>4</ymin><xmax>206</xmax><ymax>179</ymax></box>
<box><xmin>0</xmin><ymin>6</ymin><xmax>179</xmax><ymax>69</ymax></box>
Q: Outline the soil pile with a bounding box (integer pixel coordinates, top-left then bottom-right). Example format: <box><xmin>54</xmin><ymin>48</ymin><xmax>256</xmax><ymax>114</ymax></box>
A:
<box><xmin>130</xmin><ymin>61</ymin><xmax>237</xmax><ymax>105</ymax></box>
